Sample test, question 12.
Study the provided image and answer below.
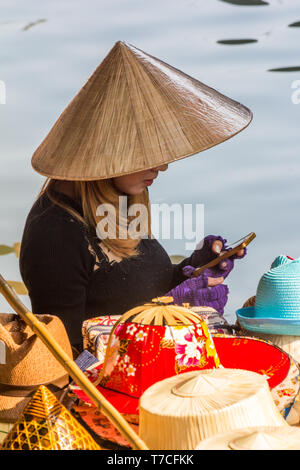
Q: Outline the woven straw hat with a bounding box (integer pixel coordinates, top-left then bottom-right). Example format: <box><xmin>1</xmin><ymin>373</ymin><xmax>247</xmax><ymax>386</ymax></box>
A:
<box><xmin>236</xmin><ymin>256</ymin><xmax>300</xmax><ymax>335</ymax></box>
<box><xmin>0</xmin><ymin>385</ymin><xmax>100</xmax><ymax>450</ymax></box>
<box><xmin>71</xmin><ymin>341</ymin><xmax>300</xmax><ymax>444</ymax></box>
<box><xmin>71</xmin><ymin>316</ymin><xmax>300</xmax><ymax>436</ymax></box>
<box><xmin>72</xmin><ymin>299</ymin><xmax>299</xmax><ymax>421</ymax></box>
<box><xmin>196</xmin><ymin>425</ymin><xmax>300</xmax><ymax>450</ymax></box>
<box><xmin>31</xmin><ymin>41</ymin><xmax>253</xmax><ymax>181</ymax></box>
<box><xmin>0</xmin><ymin>314</ymin><xmax>73</xmax><ymax>423</ymax></box>
<box><xmin>139</xmin><ymin>368</ymin><xmax>286</xmax><ymax>450</ymax></box>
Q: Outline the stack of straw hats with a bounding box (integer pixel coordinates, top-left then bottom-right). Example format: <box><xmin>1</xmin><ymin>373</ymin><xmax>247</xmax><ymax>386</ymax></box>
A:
<box><xmin>0</xmin><ymin>314</ymin><xmax>73</xmax><ymax>423</ymax></box>
<box><xmin>138</xmin><ymin>368</ymin><xmax>286</xmax><ymax>450</ymax></box>
<box><xmin>74</xmin><ymin>297</ymin><xmax>299</xmax><ymax>419</ymax></box>
<box><xmin>71</xmin><ymin>298</ymin><xmax>300</xmax><ymax>449</ymax></box>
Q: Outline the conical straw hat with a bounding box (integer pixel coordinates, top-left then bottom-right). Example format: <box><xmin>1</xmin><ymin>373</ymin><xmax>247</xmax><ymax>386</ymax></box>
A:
<box><xmin>196</xmin><ymin>425</ymin><xmax>300</xmax><ymax>450</ymax></box>
<box><xmin>31</xmin><ymin>41</ymin><xmax>253</xmax><ymax>180</ymax></box>
<box><xmin>0</xmin><ymin>385</ymin><xmax>100</xmax><ymax>450</ymax></box>
<box><xmin>139</xmin><ymin>368</ymin><xmax>286</xmax><ymax>450</ymax></box>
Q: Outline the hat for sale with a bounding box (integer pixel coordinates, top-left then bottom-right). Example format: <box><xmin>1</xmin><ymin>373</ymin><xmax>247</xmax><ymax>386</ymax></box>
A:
<box><xmin>139</xmin><ymin>368</ymin><xmax>285</xmax><ymax>450</ymax></box>
<box><xmin>237</xmin><ymin>255</ymin><xmax>300</xmax><ymax>335</ymax></box>
<box><xmin>72</xmin><ymin>298</ymin><xmax>299</xmax><ymax>421</ymax></box>
<box><xmin>0</xmin><ymin>314</ymin><xmax>73</xmax><ymax>422</ymax></box>
<box><xmin>31</xmin><ymin>41</ymin><xmax>252</xmax><ymax>181</ymax></box>
<box><xmin>72</xmin><ymin>297</ymin><xmax>220</xmax><ymax>415</ymax></box>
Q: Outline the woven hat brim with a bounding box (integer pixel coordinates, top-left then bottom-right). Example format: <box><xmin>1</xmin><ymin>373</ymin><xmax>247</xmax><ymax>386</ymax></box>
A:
<box><xmin>0</xmin><ymin>395</ymin><xmax>31</xmax><ymax>423</ymax></box>
<box><xmin>31</xmin><ymin>121</ymin><xmax>253</xmax><ymax>181</ymax></box>
<box><xmin>0</xmin><ymin>384</ymin><xmax>69</xmax><ymax>423</ymax></box>
<box><xmin>237</xmin><ymin>306</ymin><xmax>300</xmax><ymax>336</ymax></box>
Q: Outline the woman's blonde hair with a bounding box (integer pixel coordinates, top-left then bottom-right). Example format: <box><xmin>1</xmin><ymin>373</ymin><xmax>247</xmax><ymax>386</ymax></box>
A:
<box><xmin>38</xmin><ymin>178</ymin><xmax>152</xmax><ymax>260</ymax></box>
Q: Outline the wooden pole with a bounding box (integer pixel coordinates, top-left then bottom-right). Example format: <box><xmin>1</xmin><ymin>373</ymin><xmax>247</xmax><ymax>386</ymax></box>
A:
<box><xmin>0</xmin><ymin>274</ymin><xmax>148</xmax><ymax>451</ymax></box>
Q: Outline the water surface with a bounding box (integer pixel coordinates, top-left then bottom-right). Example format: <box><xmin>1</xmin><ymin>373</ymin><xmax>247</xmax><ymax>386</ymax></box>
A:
<box><xmin>1</xmin><ymin>0</ymin><xmax>300</xmax><ymax>323</ymax></box>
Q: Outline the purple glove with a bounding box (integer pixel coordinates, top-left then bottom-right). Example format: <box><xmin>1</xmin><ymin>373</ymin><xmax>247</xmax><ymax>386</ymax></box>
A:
<box><xmin>190</xmin><ymin>235</ymin><xmax>246</xmax><ymax>275</ymax></box>
<box><xmin>166</xmin><ymin>273</ymin><xmax>229</xmax><ymax>314</ymax></box>
<box><xmin>167</xmin><ymin>239</ymin><xmax>247</xmax><ymax>314</ymax></box>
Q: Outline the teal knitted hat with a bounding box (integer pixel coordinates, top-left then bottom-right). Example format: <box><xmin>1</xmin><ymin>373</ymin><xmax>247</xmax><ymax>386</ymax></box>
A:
<box><xmin>236</xmin><ymin>255</ymin><xmax>300</xmax><ymax>335</ymax></box>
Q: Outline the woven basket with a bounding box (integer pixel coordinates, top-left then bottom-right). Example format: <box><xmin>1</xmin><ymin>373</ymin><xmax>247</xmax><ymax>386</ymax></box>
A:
<box><xmin>0</xmin><ymin>386</ymin><xmax>100</xmax><ymax>450</ymax></box>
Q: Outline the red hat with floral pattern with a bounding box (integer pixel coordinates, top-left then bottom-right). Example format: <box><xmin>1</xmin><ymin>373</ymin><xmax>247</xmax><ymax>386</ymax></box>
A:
<box><xmin>73</xmin><ymin>298</ymin><xmax>220</xmax><ymax>415</ymax></box>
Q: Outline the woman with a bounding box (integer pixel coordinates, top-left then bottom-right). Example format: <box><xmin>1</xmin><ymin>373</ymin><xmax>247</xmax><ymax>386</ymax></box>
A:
<box><xmin>19</xmin><ymin>169</ymin><xmax>230</xmax><ymax>349</ymax></box>
<box><xmin>20</xmin><ymin>42</ymin><xmax>252</xmax><ymax>349</ymax></box>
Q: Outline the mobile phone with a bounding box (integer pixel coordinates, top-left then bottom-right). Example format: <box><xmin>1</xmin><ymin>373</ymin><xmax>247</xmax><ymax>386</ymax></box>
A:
<box><xmin>191</xmin><ymin>232</ymin><xmax>256</xmax><ymax>277</ymax></box>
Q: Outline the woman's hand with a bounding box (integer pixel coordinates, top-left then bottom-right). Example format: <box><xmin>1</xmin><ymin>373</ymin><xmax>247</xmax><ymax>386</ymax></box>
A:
<box><xmin>211</xmin><ymin>239</ymin><xmax>245</xmax><ymax>259</ymax></box>
<box><xmin>191</xmin><ymin>238</ymin><xmax>247</xmax><ymax>285</ymax></box>
<box><xmin>173</xmin><ymin>235</ymin><xmax>247</xmax><ymax>289</ymax></box>
<box><xmin>211</xmin><ymin>239</ymin><xmax>223</xmax><ymax>255</ymax></box>
<box><xmin>203</xmin><ymin>240</ymin><xmax>233</xmax><ymax>286</ymax></box>
<box><xmin>189</xmin><ymin>235</ymin><xmax>228</xmax><ymax>268</ymax></box>
<box><xmin>166</xmin><ymin>266</ymin><xmax>229</xmax><ymax>313</ymax></box>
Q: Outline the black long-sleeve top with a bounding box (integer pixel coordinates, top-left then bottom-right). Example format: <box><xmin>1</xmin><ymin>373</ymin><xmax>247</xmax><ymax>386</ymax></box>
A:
<box><xmin>19</xmin><ymin>190</ymin><xmax>189</xmax><ymax>346</ymax></box>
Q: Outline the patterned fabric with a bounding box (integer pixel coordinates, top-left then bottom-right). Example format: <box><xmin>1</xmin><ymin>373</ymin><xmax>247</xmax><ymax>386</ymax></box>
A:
<box><xmin>72</xmin><ymin>404</ymin><xmax>136</xmax><ymax>448</ymax></box>
<box><xmin>272</xmin><ymin>356</ymin><xmax>300</xmax><ymax>419</ymax></box>
<box><xmin>98</xmin><ymin>321</ymin><xmax>220</xmax><ymax>399</ymax></box>
<box><xmin>75</xmin><ymin>314</ymin><xmax>221</xmax><ymax>415</ymax></box>
<box><xmin>82</xmin><ymin>317</ymin><xmax>300</xmax><ymax>417</ymax></box>
<box><xmin>75</xmin><ymin>350</ymin><xmax>100</xmax><ymax>371</ymax></box>
<box><xmin>82</xmin><ymin>309</ymin><xmax>234</xmax><ymax>363</ymax></box>
<box><xmin>72</xmin><ymin>323</ymin><xmax>300</xmax><ymax>447</ymax></box>
<box><xmin>70</xmin><ymin>347</ymin><xmax>300</xmax><ymax>447</ymax></box>
<box><xmin>191</xmin><ymin>307</ymin><xmax>236</xmax><ymax>335</ymax></box>
<box><xmin>83</xmin><ymin>315</ymin><xmax>121</xmax><ymax>363</ymax></box>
